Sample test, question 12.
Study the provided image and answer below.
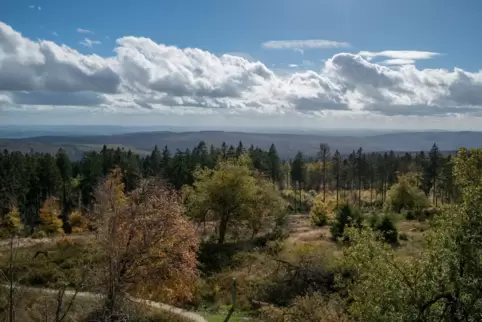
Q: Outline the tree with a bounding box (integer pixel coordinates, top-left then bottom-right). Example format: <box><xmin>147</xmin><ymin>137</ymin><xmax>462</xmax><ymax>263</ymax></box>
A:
<box><xmin>94</xmin><ymin>169</ymin><xmax>199</xmax><ymax>317</ymax></box>
<box><xmin>330</xmin><ymin>203</ymin><xmax>362</xmax><ymax>241</ymax></box>
<box><xmin>384</xmin><ymin>173</ymin><xmax>429</xmax><ymax>214</ymax></box>
<box><xmin>56</xmin><ymin>148</ymin><xmax>72</xmax><ymax>231</ymax></box>
<box><xmin>268</xmin><ymin>144</ymin><xmax>281</xmax><ymax>186</ymax></box>
<box><xmin>185</xmin><ymin>155</ymin><xmax>286</xmax><ymax>244</ymax></box>
<box><xmin>0</xmin><ymin>207</ymin><xmax>24</xmax><ymax>237</ymax></box>
<box><xmin>319</xmin><ymin>144</ymin><xmax>331</xmax><ymax>201</ymax></box>
<box><xmin>39</xmin><ymin>197</ymin><xmax>63</xmax><ymax>235</ymax></box>
<box><xmin>339</xmin><ymin>148</ymin><xmax>482</xmax><ymax>321</ymax></box>
<box><xmin>332</xmin><ymin>150</ymin><xmax>342</xmax><ymax>204</ymax></box>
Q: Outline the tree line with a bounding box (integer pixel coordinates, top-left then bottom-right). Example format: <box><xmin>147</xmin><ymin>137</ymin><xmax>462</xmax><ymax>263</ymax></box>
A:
<box><xmin>0</xmin><ymin>140</ymin><xmax>455</xmax><ymax>231</ymax></box>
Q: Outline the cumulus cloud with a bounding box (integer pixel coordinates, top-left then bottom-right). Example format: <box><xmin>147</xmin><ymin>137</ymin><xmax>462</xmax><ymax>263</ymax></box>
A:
<box><xmin>1</xmin><ymin>21</ymin><xmax>482</xmax><ymax>118</ymax></box>
<box><xmin>0</xmin><ymin>21</ymin><xmax>120</xmax><ymax>93</ymax></box>
<box><xmin>76</xmin><ymin>28</ymin><xmax>93</xmax><ymax>34</ymax></box>
<box><xmin>79</xmin><ymin>38</ymin><xmax>101</xmax><ymax>47</ymax></box>
<box><xmin>262</xmin><ymin>39</ymin><xmax>351</xmax><ymax>51</ymax></box>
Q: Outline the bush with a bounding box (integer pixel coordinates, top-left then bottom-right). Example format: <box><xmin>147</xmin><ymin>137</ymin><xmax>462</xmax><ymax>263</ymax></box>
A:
<box><xmin>310</xmin><ymin>199</ymin><xmax>329</xmax><ymax>227</ymax></box>
<box><xmin>384</xmin><ymin>174</ymin><xmax>429</xmax><ymax>213</ymax></box>
<box><xmin>260</xmin><ymin>293</ymin><xmax>348</xmax><ymax>322</ymax></box>
<box><xmin>330</xmin><ymin>203</ymin><xmax>363</xmax><ymax>241</ymax></box>
<box><xmin>399</xmin><ymin>232</ymin><xmax>409</xmax><ymax>241</ymax></box>
<box><xmin>374</xmin><ymin>215</ymin><xmax>398</xmax><ymax>244</ymax></box>
<box><xmin>69</xmin><ymin>211</ymin><xmax>88</xmax><ymax>233</ymax></box>
<box><xmin>31</xmin><ymin>230</ymin><xmax>47</xmax><ymax>239</ymax></box>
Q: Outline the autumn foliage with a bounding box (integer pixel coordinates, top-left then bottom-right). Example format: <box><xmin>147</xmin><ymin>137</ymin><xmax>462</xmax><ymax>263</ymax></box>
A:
<box><xmin>68</xmin><ymin>210</ymin><xmax>88</xmax><ymax>233</ymax></box>
<box><xmin>39</xmin><ymin>197</ymin><xmax>63</xmax><ymax>235</ymax></box>
<box><xmin>94</xmin><ymin>168</ymin><xmax>199</xmax><ymax>314</ymax></box>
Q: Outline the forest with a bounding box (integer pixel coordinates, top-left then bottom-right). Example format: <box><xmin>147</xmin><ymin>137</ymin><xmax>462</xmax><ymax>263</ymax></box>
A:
<box><xmin>0</xmin><ymin>140</ymin><xmax>480</xmax><ymax>322</ymax></box>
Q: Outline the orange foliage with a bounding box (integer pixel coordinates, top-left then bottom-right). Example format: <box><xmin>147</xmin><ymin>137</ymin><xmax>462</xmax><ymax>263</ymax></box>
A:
<box><xmin>39</xmin><ymin>197</ymin><xmax>63</xmax><ymax>235</ymax></box>
<box><xmin>95</xmin><ymin>171</ymin><xmax>199</xmax><ymax>309</ymax></box>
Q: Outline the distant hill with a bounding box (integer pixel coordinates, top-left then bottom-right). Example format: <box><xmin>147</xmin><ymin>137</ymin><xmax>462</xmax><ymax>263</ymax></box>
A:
<box><xmin>0</xmin><ymin>130</ymin><xmax>481</xmax><ymax>159</ymax></box>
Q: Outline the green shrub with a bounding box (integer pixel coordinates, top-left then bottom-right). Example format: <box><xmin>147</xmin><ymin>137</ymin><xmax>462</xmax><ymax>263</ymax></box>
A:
<box><xmin>31</xmin><ymin>230</ymin><xmax>47</xmax><ymax>239</ymax></box>
<box><xmin>374</xmin><ymin>215</ymin><xmax>398</xmax><ymax>244</ymax></box>
<box><xmin>330</xmin><ymin>203</ymin><xmax>363</xmax><ymax>241</ymax></box>
<box><xmin>384</xmin><ymin>174</ymin><xmax>429</xmax><ymax>213</ymax></box>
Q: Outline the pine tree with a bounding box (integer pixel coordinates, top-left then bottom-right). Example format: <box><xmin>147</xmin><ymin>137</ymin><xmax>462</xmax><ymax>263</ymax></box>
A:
<box><xmin>332</xmin><ymin>150</ymin><xmax>341</xmax><ymax>204</ymax></box>
<box><xmin>268</xmin><ymin>144</ymin><xmax>281</xmax><ymax>185</ymax></box>
<box><xmin>56</xmin><ymin>148</ymin><xmax>72</xmax><ymax>231</ymax></box>
<box><xmin>319</xmin><ymin>144</ymin><xmax>330</xmax><ymax>201</ymax></box>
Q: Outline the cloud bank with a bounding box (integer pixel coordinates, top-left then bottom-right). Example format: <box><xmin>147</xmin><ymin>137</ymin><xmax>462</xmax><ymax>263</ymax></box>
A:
<box><xmin>1</xmin><ymin>21</ymin><xmax>482</xmax><ymax>119</ymax></box>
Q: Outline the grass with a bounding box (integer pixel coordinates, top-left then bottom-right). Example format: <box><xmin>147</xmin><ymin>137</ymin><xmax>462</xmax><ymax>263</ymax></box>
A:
<box><xmin>202</xmin><ymin>310</ymin><xmax>252</xmax><ymax>322</ymax></box>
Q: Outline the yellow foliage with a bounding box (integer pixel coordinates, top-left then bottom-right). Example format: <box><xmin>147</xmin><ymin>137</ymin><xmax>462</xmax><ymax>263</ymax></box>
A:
<box><xmin>1</xmin><ymin>206</ymin><xmax>24</xmax><ymax>236</ymax></box>
<box><xmin>39</xmin><ymin>197</ymin><xmax>63</xmax><ymax>235</ymax></box>
<box><xmin>69</xmin><ymin>210</ymin><xmax>88</xmax><ymax>233</ymax></box>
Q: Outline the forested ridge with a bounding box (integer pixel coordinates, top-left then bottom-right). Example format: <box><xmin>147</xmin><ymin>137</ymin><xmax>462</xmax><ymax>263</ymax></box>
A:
<box><xmin>0</xmin><ymin>140</ymin><xmax>452</xmax><ymax>234</ymax></box>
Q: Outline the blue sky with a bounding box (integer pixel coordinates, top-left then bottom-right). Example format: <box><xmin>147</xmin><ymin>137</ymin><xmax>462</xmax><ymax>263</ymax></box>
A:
<box><xmin>1</xmin><ymin>0</ymin><xmax>482</xmax><ymax>130</ymax></box>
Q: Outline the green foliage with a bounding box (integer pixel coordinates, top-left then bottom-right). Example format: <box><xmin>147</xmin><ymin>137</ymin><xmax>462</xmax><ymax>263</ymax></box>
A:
<box><xmin>384</xmin><ymin>173</ymin><xmax>429</xmax><ymax>213</ymax></box>
<box><xmin>338</xmin><ymin>148</ymin><xmax>482</xmax><ymax>321</ymax></box>
<box><xmin>185</xmin><ymin>155</ymin><xmax>286</xmax><ymax>244</ymax></box>
<box><xmin>374</xmin><ymin>215</ymin><xmax>398</xmax><ymax>244</ymax></box>
<box><xmin>330</xmin><ymin>203</ymin><xmax>363</xmax><ymax>241</ymax></box>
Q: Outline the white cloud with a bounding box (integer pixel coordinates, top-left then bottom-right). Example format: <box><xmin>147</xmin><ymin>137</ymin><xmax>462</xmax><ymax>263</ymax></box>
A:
<box><xmin>262</xmin><ymin>39</ymin><xmax>351</xmax><ymax>50</ymax></box>
<box><xmin>379</xmin><ymin>58</ymin><xmax>415</xmax><ymax>66</ymax></box>
<box><xmin>76</xmin><ymin>28</ymin><xmax>94</xmax><ymax>34</ymax></box>
<box><xmin>28</xmin><ymin>5</ymin><xmax>41</xmax><ymax>10</ymax></box>
<box><xmin>52</xmin><ymin>31</ymin><xmax>59</xmax><ymax>37</ymax></box>
<box><xmin>38</xmin><ymin>6</ymin><xmax>41</xmax><ymax>11</ymax></box>
<box><xmin>358</xmin><ymin>50</ymin><xmax>440</xmax><ymax>61</ymax></box>
<box><xmin>79</xmin><ymin>38</ymin><xmax>101</xmax><ymax>47</ymax></box>
<box><xmin>289</xmin><ymin>64</ymin><xmax>298</xmax><ymax>68</ymax></box>
<box><xmin>1</xmin><ymin>20</ymin><xmax>482</xmax><ymax>120</ymax></box>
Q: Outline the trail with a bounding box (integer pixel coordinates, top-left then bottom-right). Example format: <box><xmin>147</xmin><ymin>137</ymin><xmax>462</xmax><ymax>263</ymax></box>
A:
<box><xmin>1</xmin><ymin>284</ymin><xmax>207</xmax><ymax>322</ymax></box>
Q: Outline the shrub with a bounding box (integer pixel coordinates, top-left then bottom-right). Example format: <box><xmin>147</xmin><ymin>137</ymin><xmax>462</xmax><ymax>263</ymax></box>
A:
<box><xmin>330</xmin><ymin>203</ymin><xmax>363</xmax><ymax>241</ymax></box>
<box><xmin>374</xmin><ymin>215</ymin><xmax>398</xmax><ymax>244</ymax></box>
<box><xmin>399</xmin><ymin>232</ymin><xmax>409</xmax><ymax>241</ymax></box>
<box><xmin>310</xmin><ymin>198</ymin><xmax>329</xmax><ymax>227</ymax></box>
<box><xmin>69</xmin><ymin>211</ymin><xmax>88</xmax><ymax>233</ymax></box>
<box><xmin>260</xmin><ymin>293</ymin><xmax>348</xmax><ymax>322</ymax></box>
<box><xmin>384</xmin><ymin>174</ymin><xmax>429</xmax><ymax>213</ymax></box>
<box><xmin>31</xmin><ymin>230</ymin><xmax>47</xmax><ymax>239</ymax></box>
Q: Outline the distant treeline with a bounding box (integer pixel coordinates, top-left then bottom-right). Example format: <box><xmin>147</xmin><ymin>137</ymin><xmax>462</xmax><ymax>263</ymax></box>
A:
<box><xmin>0</xmin><ymin>140</ymin><xmax>456</xmax><ymax>231</ymax></box>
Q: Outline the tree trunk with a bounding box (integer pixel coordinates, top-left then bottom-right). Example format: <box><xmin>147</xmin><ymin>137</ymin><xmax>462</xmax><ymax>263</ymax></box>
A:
<box><xmin>218</xmin><ymin>215</ymin><xmax>229</xmax><ymax>244</ymax></box>
<box><xmin>9</xmin><ymin>235</ymin><xmax>14</xmax><ymax>322</ymax></box>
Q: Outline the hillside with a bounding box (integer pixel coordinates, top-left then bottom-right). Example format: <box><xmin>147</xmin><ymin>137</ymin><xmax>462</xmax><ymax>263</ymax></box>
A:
<box><xmin>0</xmin><ymin>130</ymin><xmax>481</xmax><ymax>158</ymax></box>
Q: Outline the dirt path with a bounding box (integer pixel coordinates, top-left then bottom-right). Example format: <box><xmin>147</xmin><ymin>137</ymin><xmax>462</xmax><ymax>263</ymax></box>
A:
<box><xmin>0</xmin><ymin>233</ymin><xmax>94</xmax><ymax>249</ymax></box>
<box><xmin>1</xmin><ymin>284</ymin><xmax>207</xmax><ymax>322</ymax></box>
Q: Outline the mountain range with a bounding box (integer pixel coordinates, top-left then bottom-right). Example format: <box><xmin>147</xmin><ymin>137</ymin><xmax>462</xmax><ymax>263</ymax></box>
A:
<box><xmin>1</xmin><ymin>130</ymin><xmax>481</xmax><ymax>160</ymax></box>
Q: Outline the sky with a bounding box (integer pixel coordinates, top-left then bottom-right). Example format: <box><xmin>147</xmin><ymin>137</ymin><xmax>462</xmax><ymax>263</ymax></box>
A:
<box><xmin>1</xmin><ymin>0</ymin><xmax>482</xmax><ymax>131</ymax></box>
